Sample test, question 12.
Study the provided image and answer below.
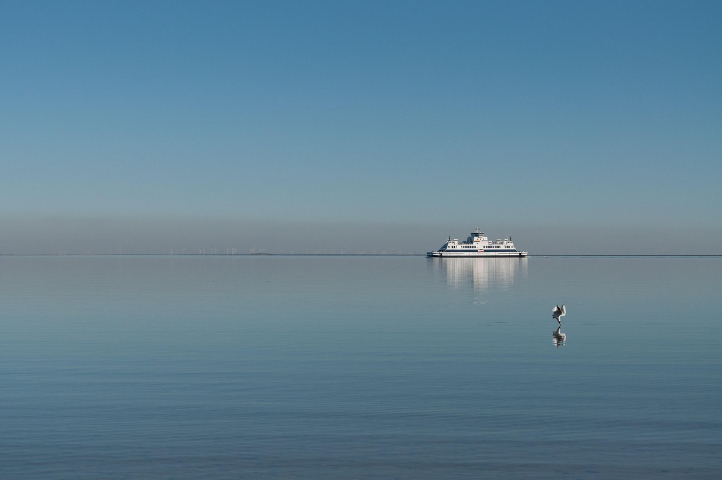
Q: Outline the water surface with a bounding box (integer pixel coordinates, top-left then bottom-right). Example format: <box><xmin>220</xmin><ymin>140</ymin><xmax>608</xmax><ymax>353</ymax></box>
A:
<box><xmin>1</xmin><ymin>255</ymin><xmax>720</xmax><ymax>479</ymax></box>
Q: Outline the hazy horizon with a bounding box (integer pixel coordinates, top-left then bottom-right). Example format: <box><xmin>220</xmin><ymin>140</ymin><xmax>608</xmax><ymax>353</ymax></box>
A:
<box><xmin>1</xmin><ymin>215</ymin><xmax>719</xmax><ymax>256</ymax></box>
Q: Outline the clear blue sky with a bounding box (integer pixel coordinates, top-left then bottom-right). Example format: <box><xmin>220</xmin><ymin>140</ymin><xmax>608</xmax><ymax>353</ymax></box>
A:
<box><xmin>1</xmin><ymin>0</ymin><xmax>720</xmax><ymax>254</ymax></box>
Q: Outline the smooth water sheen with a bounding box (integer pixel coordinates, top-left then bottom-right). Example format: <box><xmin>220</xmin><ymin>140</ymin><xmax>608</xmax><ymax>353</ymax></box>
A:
<box><xmin>1</xmin><ymin>256</ymin><xmax>720</xmax><ymax>479</ymax></box>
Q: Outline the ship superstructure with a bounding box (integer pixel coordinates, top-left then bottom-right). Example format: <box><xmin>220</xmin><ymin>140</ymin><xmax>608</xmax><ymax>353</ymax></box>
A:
<box><xmin>427</xmin><ymin>227</ymin><xmax>528</xmax><ymax>258</ymax></box>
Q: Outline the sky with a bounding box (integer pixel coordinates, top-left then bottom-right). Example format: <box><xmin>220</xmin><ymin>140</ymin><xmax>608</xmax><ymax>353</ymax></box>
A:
<box><xmin>1</xmin><ymin>0</ymin><xmax>721</xmax><ymax>254</ymax></box>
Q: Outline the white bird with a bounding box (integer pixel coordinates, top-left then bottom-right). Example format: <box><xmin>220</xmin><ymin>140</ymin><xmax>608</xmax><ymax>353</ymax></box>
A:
<box><xmin>552</xmin><ymin>304</ymin><xmax>566</xmax><ymax>325</ymax></box>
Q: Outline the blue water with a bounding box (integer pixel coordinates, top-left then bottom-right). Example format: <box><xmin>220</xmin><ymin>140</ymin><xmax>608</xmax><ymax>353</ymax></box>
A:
<box><xmin>1</xmin><ymin>255</ymin><xmax>720</xmax><ymax>479</ymax></box>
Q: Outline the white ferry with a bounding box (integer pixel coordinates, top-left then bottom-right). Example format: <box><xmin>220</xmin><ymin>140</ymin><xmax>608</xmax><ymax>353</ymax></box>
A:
<box><xmin>427</xmin><ymin>228</ymin><xmax>528</xmax><ymax>258</ymax></box>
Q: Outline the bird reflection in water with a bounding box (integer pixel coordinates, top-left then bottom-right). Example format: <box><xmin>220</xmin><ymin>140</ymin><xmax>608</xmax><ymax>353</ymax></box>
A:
<box><xmin>552</xmin><ymin>326</ymin><xmax>566</xmax><ymax>347</ymax></box>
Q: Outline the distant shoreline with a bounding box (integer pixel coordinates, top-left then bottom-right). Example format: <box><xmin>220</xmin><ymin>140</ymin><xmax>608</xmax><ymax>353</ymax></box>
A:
<box><xmin>0</xmin><ymin>254</ymin><xmax>720</xmax><ymax>258</ymax></box>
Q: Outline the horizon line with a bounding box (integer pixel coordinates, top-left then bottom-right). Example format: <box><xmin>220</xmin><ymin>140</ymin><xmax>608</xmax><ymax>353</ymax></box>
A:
<box><xmin>0</xmin><ymin>253</ymin><xmax>720</xmax><ymax>258</ymax></box>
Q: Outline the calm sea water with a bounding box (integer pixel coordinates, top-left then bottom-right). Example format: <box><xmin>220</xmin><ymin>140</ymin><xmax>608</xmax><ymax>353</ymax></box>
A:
<box><xmin>1</xmin><ymin>255</ymin><xmax>720</xmax><ymax>479</ymax></box>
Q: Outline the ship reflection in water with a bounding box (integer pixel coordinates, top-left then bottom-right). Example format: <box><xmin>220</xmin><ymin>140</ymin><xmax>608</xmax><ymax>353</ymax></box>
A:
<box><xmin>429</xmin><ymin>257</ymin><xmax>527</xmax><ymax>294</ymax></box>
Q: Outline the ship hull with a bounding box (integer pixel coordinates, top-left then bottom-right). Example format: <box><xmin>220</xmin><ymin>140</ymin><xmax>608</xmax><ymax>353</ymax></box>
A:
<box><xmin>427</xmin><ymin>251</ymin><xmax>527</xmax><ymax>258</ymax></box>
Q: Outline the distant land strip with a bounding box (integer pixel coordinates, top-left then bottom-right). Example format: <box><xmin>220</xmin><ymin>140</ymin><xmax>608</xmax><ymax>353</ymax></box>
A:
<box><xmin>0</xmin><ymin>253</ymin><xmax>721</xmax><ymax>257</ymax></box>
